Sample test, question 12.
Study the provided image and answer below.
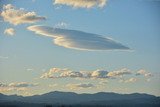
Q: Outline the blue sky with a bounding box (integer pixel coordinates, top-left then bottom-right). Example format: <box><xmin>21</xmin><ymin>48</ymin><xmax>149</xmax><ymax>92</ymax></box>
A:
<box><xmin>0</xmin><ymin>0</ymin><xmax>160</xmax><ymax>96</ymax></box>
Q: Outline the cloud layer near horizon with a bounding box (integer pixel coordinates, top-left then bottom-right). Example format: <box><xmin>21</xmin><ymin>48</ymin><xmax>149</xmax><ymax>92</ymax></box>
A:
<box><xmin>27</xmin><ymin>25</ymin><xmax>130</xmax><ymax>51</ymax></box>
<box><xmin>0</xmin><ymin>82</ymin><xmax>38</xmax><ymax>92</ymax></box>
<box><xmin>53</xmin><ymin>0</ymin><xmax>107</xmax><ymax>8</ymax></box>
<box><xmin>0</xmin><ymin>4</ymin><xmax>46</xmax><ymax>25</ymax></box>
<box><xmin>40</xmin><ymin>67</ymin><xmax>153</xmax><ymax>86</ymax></box>
<box><xmin>40</xmin><ymin>67</ymin><xmax>152</xmax><ymax>80</ymax></box>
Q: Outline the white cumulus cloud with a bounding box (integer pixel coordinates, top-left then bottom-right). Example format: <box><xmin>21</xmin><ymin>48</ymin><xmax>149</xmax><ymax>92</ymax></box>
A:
<box><xmin>1</xmin><ymin>4</ymin><xmax>46</xmax><ymax>25</ymax></box>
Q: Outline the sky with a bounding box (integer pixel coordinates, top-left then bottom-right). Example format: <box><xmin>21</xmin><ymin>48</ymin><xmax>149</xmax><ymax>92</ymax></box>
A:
<box><xmin>0</xmin><ymin>0</ymin><xmax>160</xmax><ymax>96</ymax></box>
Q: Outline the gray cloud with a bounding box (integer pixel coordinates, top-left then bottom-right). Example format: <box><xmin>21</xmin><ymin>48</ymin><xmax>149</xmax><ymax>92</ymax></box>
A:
<box><xmin>8</xmin><ymin>82</ymin><xmax>39</xmax><ymax>88</ymax></box>
<box><xmin>66</xmin><ymin>83</ymin><xmax>95</xmax><ymax>90</ymax></box>
<box><xmin>1</xmin><ymin>4</ymin><xmax>46</xmax><ymax>25</ymax></box>
<box><xmin>27</xmin><ymin>25</ymin><xmax>130</xmax><ymax>51</ymax></box>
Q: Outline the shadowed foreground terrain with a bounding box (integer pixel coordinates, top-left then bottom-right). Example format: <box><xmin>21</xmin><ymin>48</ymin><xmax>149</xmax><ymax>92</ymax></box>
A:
<box><xmin>0</xmin><ymin>91</ymin><xmax>160</xmax><ymax>107</ymax></box>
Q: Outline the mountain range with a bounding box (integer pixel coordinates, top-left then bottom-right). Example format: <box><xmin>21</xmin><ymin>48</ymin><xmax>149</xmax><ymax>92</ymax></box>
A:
<box><xmin>0</xmin><ymin>91</ymin><xmax>160</xmax><ymax>107</ymax></box>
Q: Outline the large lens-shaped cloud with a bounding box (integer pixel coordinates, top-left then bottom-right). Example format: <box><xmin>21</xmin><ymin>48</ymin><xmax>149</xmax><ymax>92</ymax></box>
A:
<box><xmin>27</xmin><ymin>25</ymin><xmax>130</xmax><ymax>51</ymax></box>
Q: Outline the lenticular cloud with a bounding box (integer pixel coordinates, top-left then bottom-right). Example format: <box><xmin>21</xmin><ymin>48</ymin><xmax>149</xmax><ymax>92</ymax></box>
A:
<box><xmin>27</xmin><ymin>25</ymin><xmax>130</xmax><ymax>51</ymax></box>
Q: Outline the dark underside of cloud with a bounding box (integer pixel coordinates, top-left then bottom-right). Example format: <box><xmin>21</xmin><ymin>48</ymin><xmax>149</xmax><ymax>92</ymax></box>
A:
<box><xmin>28</xmin><ymin>25</ymin><xmax>130</xmax><ymax>51</ymax></box>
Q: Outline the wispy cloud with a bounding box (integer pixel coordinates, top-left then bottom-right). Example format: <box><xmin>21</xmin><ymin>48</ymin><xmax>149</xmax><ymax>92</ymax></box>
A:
<box><xmin>99</xmin><ymin>80</ymin><xmax>108</xmax><ymax>85</ymax></box>
<box><xmin>54</xmin><ymin>22</ymin><xmax>68</xmax><ymax>28</ymax></box>
<box><xmin>0</xmin><ymin>56</ymin><xmax>9</xmax><ymax>59</ymax></box>
<box><xmin>49</xmin><ymin>84</ymin><xmax>58</xmax><ymax>88</ymax></box>
<box><xmin>53</xmin><ymin>0</ymin><xmax>107</xmax><ymax>8</ymax></box>
<box><xmin>66</xmin><ymin>83</ymin><xmax>95</xmax><ymax>90</ymax></box>
<box><xmin>4</xmin><ymin>28</ymin><xmax>15</xmax><ymax>36</ymax></box>
<box><xmin>119</xmin><ymin>78</ymin><xmax>137</xmax><ymax>83</ymax></box>
<box><xmin>1</xmin><ymin>4</ymin><xmax>46</xmax><ymax>25</ymax></box>
<box><xmin>27</xmin><ymin>25</ymin><xmax>130</xmax><ymax>51</ymax></box>
<box><xmin>26</xmin><ymin>68</ymin><xmax>34</xmax><ymax>71</ymax></box>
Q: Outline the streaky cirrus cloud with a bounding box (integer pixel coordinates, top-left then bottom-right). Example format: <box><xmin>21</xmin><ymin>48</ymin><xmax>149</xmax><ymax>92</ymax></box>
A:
<box><xmin>27</xmin><ymin>25</ymin><xmax>130</xmax><ymax>51</ymax></box>
<box><xmin>4</xmin><ymin>28</ymin><xmax>15</xmax><ymax>36</ymax></box>
<box><xmin>0</xmin><ymin>4</ymin><xmax>46</xmax><ymax>25</ymax></box>
<box><xmin>53</xmin><ymin>0</ymin><xmax>107</xmax><ymax>8</ymax></box>
<box><xmin>66</xmin><ymin>83</ymin><xmax>95</xmax><ymax>90</ymax></box>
